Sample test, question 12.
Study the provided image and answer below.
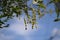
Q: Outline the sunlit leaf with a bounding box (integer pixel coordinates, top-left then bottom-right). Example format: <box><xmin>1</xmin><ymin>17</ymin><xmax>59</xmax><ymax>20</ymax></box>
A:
<box><xmin>33</xmin><ymin>0</ymin><xmax>38</xmax><ymax>4</ymax></box>
<box><xmin>37</xmin><ymin>3</ymin><xmax>46</xmax><ymax>9</ymax></box>
<box><xmin>37</xmin><ymin>9</ymin><xmax>44</xmax><ymax>18</ymax></box>
<box><xmin>0</xmin><ymin>0</ymin><xmax>60</xmax><ymax>29</ymax></box>
<box><xmin>32</xmin><ymin>8</ymin><xmax>36</xmax><ymax>29</ymax></box>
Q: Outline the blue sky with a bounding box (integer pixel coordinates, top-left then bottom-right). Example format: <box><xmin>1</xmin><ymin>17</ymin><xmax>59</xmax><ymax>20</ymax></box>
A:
<box><xmin>0</xmin><ymin>0</ymin><xmax>60</xmax><ymax>40</ymax></box>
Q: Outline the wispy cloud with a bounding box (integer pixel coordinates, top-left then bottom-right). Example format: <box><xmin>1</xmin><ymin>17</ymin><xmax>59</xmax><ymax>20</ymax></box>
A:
<box><xmin>51</xmin><ymin>28</ymin><xmax>60</xmax><ymax>40</ymax></box>
<box><xmin>52</xmin><ymin>28</ymin><xmax>58</xmax><ymax>36</ymax></box>
<box><xmin>8</xmin><ymin>17</ymin><xmax>36</xmax><ymax>35</ymax></box>
<box><xmin>6</xmin><ymin>17</ymin><xmax>38</xmax><ymax>40</ymax></box>
<box><xmin>0</xmin><ymin>32</ymin><xmax>14</xmax><ymax>40</ymax></box>
<box><xmin>0</xmin><ymin>17</ymin><xmax>41</xmax><ymax>40</ymax></box>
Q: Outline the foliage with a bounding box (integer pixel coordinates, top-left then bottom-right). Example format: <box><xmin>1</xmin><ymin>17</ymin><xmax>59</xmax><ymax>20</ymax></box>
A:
<box><xmin>0</xmin><ymin>0</ymin><xmax>60</xmax><ymax>29</ymax></box>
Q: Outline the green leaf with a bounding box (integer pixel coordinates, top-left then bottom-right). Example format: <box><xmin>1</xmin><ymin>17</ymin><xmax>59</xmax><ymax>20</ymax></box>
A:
<box><xmin>4</xmin><ymin>24</ymin><xmax>9</xmax><ymax>27</ymax></box>
<box><xmin>47</xmin><ymin>0</ymin><xmax>53</xmax><ymax>5</ymax></box>
<box><xmin>31</xmin><ymin>8</ymin><xmax>36</xmax><ymax>29</ymax></box>
<box><xmin>24</xmin><ymin>18</ymin><xmax>27</xmax><ymax>30</ymax></box>
<box><xmin>55</xmin><ymin>7</ymin><xmax>60</xmax><ymax>18</ymax></box>
<box><xmin>24</xmin><ymin>18</ymin><xmax>27</xmax><ymax>26</ymax></box>
<box><xmin>24</xmin><ymin>7</ymin><xmax>28</xmax><ymax>16</ymax></box>
<box><xmin>37</xmin><ymin>9</ymin><xmax>44</xmax><ymax>18</ymax></box>
<box><xmin>38</xmin><ymin>3</ymin><xmax>46</xmax><ymax>9</ymax></box>
<box><xmin>0</xmin><ymin>27</ymin><xmax>3</xmax><ymax>28</ymax></box>
<box><xmin>0</xmin><ymin>20</ymin><xmax>4</xmax><ymax>24</ymax></box>
<box><xmin>54</xmin><ymin>18</ymin><xmax>60</xmax><ymax>22</ymax></box>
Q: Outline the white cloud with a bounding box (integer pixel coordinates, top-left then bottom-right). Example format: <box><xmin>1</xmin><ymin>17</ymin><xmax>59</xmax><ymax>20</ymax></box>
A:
<box><xmin>6</xmin><ymin>17</ymin><xmax>39</xmax><ymax>40</ymax></box>
<box><xmin>53</xmin><ymin>37</ymin><xmax>60</xmax><ymax>40</ymax></box>
<box><xmin>52</xmin><ymin>28</ymin><xmax>60</xmax><ymax>36</ymax></box>
<box><xmin>52</xmin><ymin>28</ymin><xmax>58</xmax><ymax>36</ymax></box>
<box><xmin>8</xmin><ymin>17</ymin><xmax>36</xmax><ymax>35</ymax></box>
<box><xmin>52</xmin><ymin>28</ymin><xmax>60</xmax><ymax>40</ymax></box>
<box><xmin>0</xmin><ymin>17</ymin><xmax>40</xmax><ymax>40</ymax></box>
<box><xmin>0</xmin><ymin>33</ymin><xmax>14</xmax><ymax>40</ymax></box>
